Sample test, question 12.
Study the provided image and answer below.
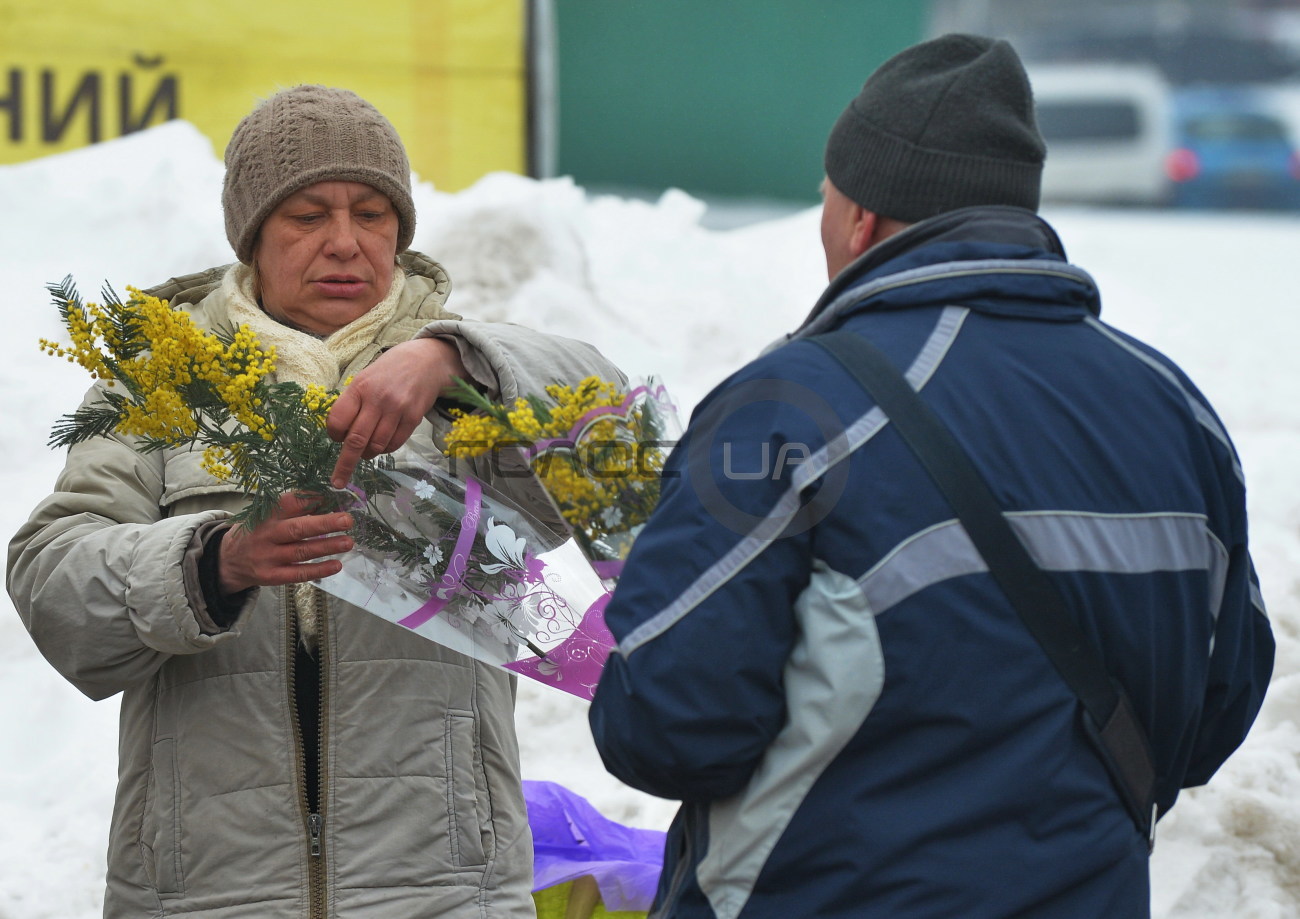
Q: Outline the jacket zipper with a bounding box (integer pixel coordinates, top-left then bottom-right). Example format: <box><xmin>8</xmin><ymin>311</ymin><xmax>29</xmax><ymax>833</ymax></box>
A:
<box><xmin>287</xmin><ymin>589</ymin><xmax>330</xmax><ymax>918</ymax></box>
<box><xmin>651</xmin><ymin>804</ymin><xmax>699</xmax><ymax>918</ymax></box>
<box><xmin>309</xmin><ymin>813</ymin><xmax>323</xmax><ymax>857</ymax></box>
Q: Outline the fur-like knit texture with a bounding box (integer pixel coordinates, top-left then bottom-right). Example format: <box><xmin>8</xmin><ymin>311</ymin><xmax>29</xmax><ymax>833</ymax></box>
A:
<box><xmin>221</xmin><ymin>85</ymin><xmax>416</xmax><ymax>263</ymax></box>
<box><xmin>221</xmin><ymin>262</ymin><xmax>407</xmax><ymax>648</ymax></box>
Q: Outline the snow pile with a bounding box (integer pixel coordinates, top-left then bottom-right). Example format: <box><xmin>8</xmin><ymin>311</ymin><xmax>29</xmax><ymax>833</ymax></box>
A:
<box><xmin>1</xmin><ymin>121</ymin><xmax>1297</xmax><ymax>918</ymax></box>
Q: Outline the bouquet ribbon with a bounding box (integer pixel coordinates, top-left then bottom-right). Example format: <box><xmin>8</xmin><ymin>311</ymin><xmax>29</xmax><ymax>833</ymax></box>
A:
<box><xmin>398</xmin><ymin>476</ymin><xmax>483</xmax><ymax>630</ymax></box>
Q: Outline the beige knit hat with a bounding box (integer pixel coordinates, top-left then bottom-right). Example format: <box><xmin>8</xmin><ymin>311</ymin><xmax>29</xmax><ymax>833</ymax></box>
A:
<box><xmin>222</xmin><ymin>85</ymin><xmax>417</xmax><ymax>263</ymax></box>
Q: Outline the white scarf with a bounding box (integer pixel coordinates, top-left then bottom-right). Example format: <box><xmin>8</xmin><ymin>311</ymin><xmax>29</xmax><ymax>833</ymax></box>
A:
<box><xmin>219</xmin><ymin>262</ymin><xmax>407</xmax><ymax>650</ymax></box>
<box><xmin>221</xmin><ymin>262</ymin><xmax>406</xmax><ymax>387</ymax></box>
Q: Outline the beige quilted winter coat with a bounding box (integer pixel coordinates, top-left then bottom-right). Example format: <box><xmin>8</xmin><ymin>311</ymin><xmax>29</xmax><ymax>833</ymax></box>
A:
<box><xmin>7</xmin><ymin>254</ymin><xmax>623</xmax><ymax>918</ymax></box>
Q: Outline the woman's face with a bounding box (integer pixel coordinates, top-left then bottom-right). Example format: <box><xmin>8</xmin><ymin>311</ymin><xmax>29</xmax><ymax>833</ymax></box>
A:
<box><xmin>254</xmin><ymin>180</ymin><xmax>400</xmax><ymax>336</ymax></box>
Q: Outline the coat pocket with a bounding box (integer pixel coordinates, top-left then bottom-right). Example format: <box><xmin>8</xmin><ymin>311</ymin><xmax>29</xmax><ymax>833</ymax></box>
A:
<box><xmin>140</xmin><ymin>737</ymin><xmax>185</xmax><ymax>895</ymax></box>
<box><xmin>443</xmin><ymin>710</ymin><xmax>487</xmax><ymax>869</ymax></box>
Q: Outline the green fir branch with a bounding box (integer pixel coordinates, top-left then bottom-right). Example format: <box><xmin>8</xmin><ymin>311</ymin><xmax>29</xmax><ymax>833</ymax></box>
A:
<box><xmin>525</xmin><ymin>394</ymin><xmax>554</xmax><ymax>425</ymax></box>
<box><xmin>446</xmin><ymin>376</ymin><xmax>513</xmax><ymax>425</ymax></box>
<box><xmin>47</xmin><ymin>397</ymin><xmax>128</xmax><ymax>448</ymax></box>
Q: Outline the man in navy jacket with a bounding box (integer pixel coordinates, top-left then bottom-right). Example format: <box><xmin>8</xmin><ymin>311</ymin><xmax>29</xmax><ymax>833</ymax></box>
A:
<box><xmin>588</xmin><ymin>34</ymin><xmax>1275</xmax><ymax>919</ymax></box>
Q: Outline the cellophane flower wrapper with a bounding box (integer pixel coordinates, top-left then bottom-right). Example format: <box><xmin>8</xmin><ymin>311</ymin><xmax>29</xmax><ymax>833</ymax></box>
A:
<box><xmin>468</xmin><ymin>378</ymin><xmax>682</xmax><ymax>695</ymax></box>
<box><xmin>526</xmin><ymin>379</ymin><xmax>681</xmax><ymax>576</ymax></box>
<box><xmin>321</xmin><ymin>379</ymin><xmax>682</xmax><ymax>701</ymax></box>
<box><xmin>314</xmin><ymin>454</ymin><xmax>616</xmax><ymax>700</ymax></box>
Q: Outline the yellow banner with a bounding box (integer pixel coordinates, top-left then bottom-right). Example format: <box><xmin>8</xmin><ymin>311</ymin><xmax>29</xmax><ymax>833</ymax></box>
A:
<box><xmin>0</xmin><ymin>0</ymin><xmax>527</xmax><ymax>190</ymax></box>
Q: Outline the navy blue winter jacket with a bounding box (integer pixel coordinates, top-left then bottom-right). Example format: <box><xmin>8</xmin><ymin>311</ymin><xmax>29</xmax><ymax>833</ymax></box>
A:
<box><xmin>589</xmin><ymin>207</ymin><xmax>1274</xmax><ymax>919</ymax></box>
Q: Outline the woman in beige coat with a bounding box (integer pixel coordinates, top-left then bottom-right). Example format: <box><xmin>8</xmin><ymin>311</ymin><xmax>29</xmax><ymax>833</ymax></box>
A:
<box><xmin>7</xmin><ymin>85</ymin><xmax>621</xmax><ymax>918</ymax></box>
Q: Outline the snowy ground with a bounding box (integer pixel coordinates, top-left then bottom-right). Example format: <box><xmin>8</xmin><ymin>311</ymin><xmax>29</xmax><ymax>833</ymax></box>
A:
<box><xmin>1</xmin><ymin>121</ymin><xmax>1297</xmax><ymax>918</ymax></box>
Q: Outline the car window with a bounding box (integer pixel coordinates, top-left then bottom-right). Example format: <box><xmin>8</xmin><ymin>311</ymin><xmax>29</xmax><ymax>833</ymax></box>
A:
<box><xmin>1183</xmin><ymin>112</ymin><xmax>1288</xmax><ymax>142</ymax></box>
<box><xmin>1036</xmin><ymin>101</ymin><xmax>1141</xmax><ymax>142</ymax></box>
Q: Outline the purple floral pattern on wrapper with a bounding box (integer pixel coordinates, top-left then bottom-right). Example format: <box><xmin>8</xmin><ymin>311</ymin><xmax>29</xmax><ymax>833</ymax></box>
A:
<box><xmin>317</xmin><ymin>454</ymin><xmax>611</xmax><ymax>700</ymax></box>
<box><xmin>315</xmin><ymin>378</ymin><xmax>681</xmax><ymax>702</ymax></box>
<box><xmin>504</xmin><ymin>592</ymin><xmax>614</xmax><ymax>702</ymax></box>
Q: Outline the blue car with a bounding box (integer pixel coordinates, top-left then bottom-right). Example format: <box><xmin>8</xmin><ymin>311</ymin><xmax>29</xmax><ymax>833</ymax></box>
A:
<box><xmin>1165</xmin><ymin>88</ymin><xmax>1300</xmax><ymax>210</ymax></box>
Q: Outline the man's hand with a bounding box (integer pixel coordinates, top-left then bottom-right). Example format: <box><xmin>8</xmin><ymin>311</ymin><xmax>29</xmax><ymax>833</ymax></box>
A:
<box><xmin>218</xmin><ymin>493</ymin><xmax>355</xmax><ymax>595</ymax></box>
<box><xmin>327</xmin><ymin>337</ymin><xmax>469</xmax><ymax>488</ymax></box>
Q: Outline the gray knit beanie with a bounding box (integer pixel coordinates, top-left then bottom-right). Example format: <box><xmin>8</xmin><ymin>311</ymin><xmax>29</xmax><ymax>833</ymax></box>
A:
<box><xmin>824</xmin><ymin>34</ymin><xmax>1045</xmax><ymax>222</ymax></box>
<box><xmin>222</xmin><ymin>85</ymin><xmax>416</xmax><ymax>263</ymax></box>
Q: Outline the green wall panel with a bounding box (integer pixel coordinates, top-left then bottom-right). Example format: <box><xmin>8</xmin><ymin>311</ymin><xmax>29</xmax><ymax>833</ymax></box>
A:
<box><xmin>554</xmin><ymin>1</ymin><xmax>927</xmax><ymax>202</ymax></box>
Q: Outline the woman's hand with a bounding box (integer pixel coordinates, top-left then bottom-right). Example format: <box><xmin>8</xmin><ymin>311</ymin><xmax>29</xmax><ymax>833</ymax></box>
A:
<box><xmin>326</xmin><ymin>337</ymin><xmax>469</xmax><ymax>487</ymax></box>
<box><xmin>218</xmin><ymin>493</ymin><xmax>354</xmax><ymax>595</ymax></box>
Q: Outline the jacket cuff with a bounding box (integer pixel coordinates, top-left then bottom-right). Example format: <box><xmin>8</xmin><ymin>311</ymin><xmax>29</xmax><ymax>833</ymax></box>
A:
<box><xmin>186</xmin><ymin>519</ymin><xmax>257</xmax><ymax>634</ymax></box>
<box><xmin>427</xmin><ymin>330</ymin><xmax>499</xmax><ymax>399</ymax></box>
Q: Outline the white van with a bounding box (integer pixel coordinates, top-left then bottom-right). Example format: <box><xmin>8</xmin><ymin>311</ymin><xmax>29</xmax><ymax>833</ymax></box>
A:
<box><xmin>1028</xmin><ymin>64</ymin><xmax>1174</xmax><ymax>206</ymax></box>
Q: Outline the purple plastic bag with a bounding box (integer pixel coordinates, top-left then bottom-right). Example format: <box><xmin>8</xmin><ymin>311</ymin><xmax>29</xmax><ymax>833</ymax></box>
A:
<box><xmin>524</xmin><ymin>780</ymin><xmax>666</xmax><ymax>912</ymax></box>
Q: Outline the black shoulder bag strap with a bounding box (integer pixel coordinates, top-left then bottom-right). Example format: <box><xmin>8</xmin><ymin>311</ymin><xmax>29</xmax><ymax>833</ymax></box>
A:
<box><xmin>808</xmin><ymin>329</ymin><xmax>1158</xmax><ymax>850</ymax></box>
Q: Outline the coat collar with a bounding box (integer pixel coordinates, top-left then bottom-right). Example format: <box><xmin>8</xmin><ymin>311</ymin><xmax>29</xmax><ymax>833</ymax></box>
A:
<box><xmin>790</xmin><ymin>206</ymin><xmax>1100</xmax><ymax>343</ymax></box>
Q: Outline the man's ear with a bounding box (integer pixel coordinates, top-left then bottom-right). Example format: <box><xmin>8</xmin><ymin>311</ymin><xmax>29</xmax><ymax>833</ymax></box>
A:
<box><xmin>849</xmin><ymin>208</ymin><xmax>879</xmax><ymax>259</ymax></box>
